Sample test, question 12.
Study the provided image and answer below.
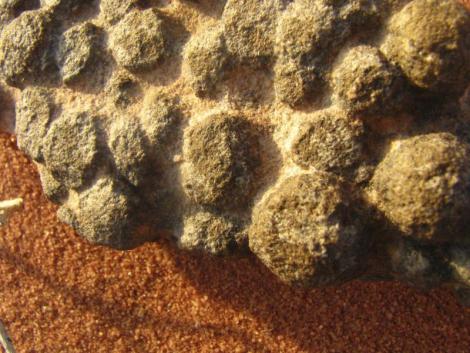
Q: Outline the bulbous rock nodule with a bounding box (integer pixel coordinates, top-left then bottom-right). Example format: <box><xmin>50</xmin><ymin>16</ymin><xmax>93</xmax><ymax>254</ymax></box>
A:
<box><xmin>250</xmin><ymin>173</ymin><xmax>365</xmax><ymax>287</ymax></box>
<box><xmin>367</xmin><ymin>133</ymin><xmax>470</xmax><ymax>243</ymax></box>
<box><xmin>182</xmin><ymin>113</ymin><xmax>260</xmax><ymax>210</ymax></box>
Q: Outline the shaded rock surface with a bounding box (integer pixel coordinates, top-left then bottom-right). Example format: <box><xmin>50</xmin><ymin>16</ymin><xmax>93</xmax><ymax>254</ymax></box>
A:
<box><xmin>1</xmin><ymin>0</ymin><xmax>470</xmax><ymax>305</ymax></box>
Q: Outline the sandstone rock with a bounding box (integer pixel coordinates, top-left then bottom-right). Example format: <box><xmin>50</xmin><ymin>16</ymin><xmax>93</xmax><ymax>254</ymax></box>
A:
<box><xmin>99</xmin><ymin>0</ymin><xmax>141</xmax><ymax>25</ymax></box>
<box><xmin>179</xmin><ymin>211</ymin><xmax>246</xmax><ymax>256</ymax></box>
<box><xmin>222</xmin><ymin>0</ymin><xmax>282</xmax><ymax>66</ymax></box>
<box><xmin>332</xmin><ymin>45</ymin><xmax>407</xmax><ymax>116</ymax></box>
<box><xmin>367</xmin><ymin>133</ymin><xmax>470</xmax><ymax>243</ymax></box>
<box><xmin>449</xmin><ymin>246</ymin><xmax>470</xmax><ymax>291</ymax></box>
<box><xmin>250</xmin><ymin>173</ymin><xmax>365</xmax><ymax>286</ymax></box>
<box><xmin>274</xmin><ymin>0</ymin><xmax>382</xmax><ymax>106</ymax></box>
<box><xmin>0</xmin><ymin>0</ymin><xmax>41</xmax><ymax>28</ymax></box>
<box><xmin>105</xmin><ymin>71</ymin><xmax>142</xmax><ymax>108</ymax></box>
<box><xmin>1</xmin><ymin>0</ymin><xmax>470</xmax><ymax>305</ymax></box>
<box><xmin>381</xmin><ymin>0</ymin><xmax>470</xmax><ymax>94</ymax></box>
<box><xmin>42</xmin><ymin>111</ymin><xmax>101</xmax><ymax>190</ymax></box>
<box><xmin>15</xmin><ymin>87</ymin><xmax>55</xmax><ymax>162</ymax></box>
<box><xmin>37</xmin><ymin>164</ymin><xmax>68</xmax><ymax>203</ymax></box>
<box><xmin>57</xmin><ymin>177</ymin><xmax>143</xmax><ymax>250</ymax></box>
<box><xmin>109</xmin><ymin>8</ymin><xmax>167</xmax><ymax>72</ymax></box>
<box><xmin>0</xmin><ymin>9</ymin><xmax>52</xmax><ymax>87</ymax></box>
<box><xmin>184</xmin><ymin>26</ymin><xmax>228</xmax><ymax>97</ymax></box>
<box><xmin>139</xmin><ymin>93</ymin><xmax>180</xmax><ymax>153</ymax></box>
<box><xmin>57</xmin><ymin>22</ymin><xmax>100</xmax><ymax>85</ymax></box>
<box><xmin>182</xmin><ymin>113</ymin><xmax>260</xmax><ymax>210</ymax></box>
<box><xmin>274</xmin><ymin>0</ymin><xmax>338</xmax><ymax>106</ymax></box>
<box><xmin>290</xmin><ymin>108</ymin><xmax>366</xmax><ymax>176</ymax></box>
<box><xmin>387</xmin><ymin>237</ymin><xmax>447</xmax><ymax>289</ymax></box>
<box><xmin>108</xmin><ymin>117</ymin><xmax>149</xmax><ymax>187</ymax></box>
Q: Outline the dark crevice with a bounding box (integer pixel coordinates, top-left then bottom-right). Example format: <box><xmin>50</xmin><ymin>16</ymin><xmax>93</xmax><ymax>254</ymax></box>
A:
<box><xmin>12</xmin><ymin>0</ymin><xmax>41</xmax><ymax>17</ymax></box>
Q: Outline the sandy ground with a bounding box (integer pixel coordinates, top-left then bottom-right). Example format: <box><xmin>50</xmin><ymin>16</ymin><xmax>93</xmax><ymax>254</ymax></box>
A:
<box><xmin>0</xmin><ymin>130</ymin><xmax>470</xmax><ymax>353</ymax></box>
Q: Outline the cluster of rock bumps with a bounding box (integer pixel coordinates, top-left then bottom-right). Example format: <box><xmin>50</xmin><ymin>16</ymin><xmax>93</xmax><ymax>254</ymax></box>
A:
<box><xmin>1</xmin><ymin>0</ymin><xmax>470</xmax><ymax>304</ymax></box>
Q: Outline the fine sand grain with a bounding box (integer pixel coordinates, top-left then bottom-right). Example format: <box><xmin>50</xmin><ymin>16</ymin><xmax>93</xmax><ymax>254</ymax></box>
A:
<box><xmin>1</xmin><ymin>131</ymin><xmax>470</xmax><ymax>352</ymax></box>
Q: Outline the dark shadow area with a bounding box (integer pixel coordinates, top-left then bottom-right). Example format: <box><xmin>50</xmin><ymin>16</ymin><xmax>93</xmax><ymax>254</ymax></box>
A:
<box><xmin>12</xmin><ymin>0</ymin><xmax>41</xmax><ymax>17</ymax></box>
<box><xmin>178</xmin><ymin>0</ymin><xmax>228</xmax><ymax>19</ymax></box>
<box><xmin>0</xmin><ymin>246</ymin><xmax>269</xmax><ymax>353</ymax></box>
<box><xmin>52</xmin><ymin>0</ymin><xmax>101</xmax><ymax>26</ymax></box>
<box><xmin>172</xmin><ymin>245</ymin><xmax>470</xmax><ymax>352</ymax></box>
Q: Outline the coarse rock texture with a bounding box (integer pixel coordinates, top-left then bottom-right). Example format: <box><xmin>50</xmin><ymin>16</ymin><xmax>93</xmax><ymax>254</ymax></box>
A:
<box><xmin>289</xmin><ymin>108</ymin><xmax>367</xmax><ymax>177</ymax></box>
<box><xmin>332</xmin><ymin>45</ymin><xmax>408</xmax><ymax>116</ymax></box>
<box><xmin>57</xmin><ymin>176</ymin><xmax>147</xmax><ymax>250</ymax></box>
<box><xmin>178</xmin><ymin>211</ymin><xmax>246</xmax><ymax>256</ymax></box>
<box><xmin>222</xmin><ymin>0</ymin><xmax>282</xmax><ymax>66</ymax></box>
<box><xmin>184</xmin><ymin>26</ymin><xmax>228</xmax><ymax>97</ymax></box>
<box><xmin>0</xmin><ymin>8</ymin><xmax>52</xmax><ymax>88</ymax></box>
<box><xmin>42</xmin><ymin>110</ymin><xmax>100</xmax><ymax>190</ymax></box>
<box><xmin>182</xmin><ymin>112</ymin><xmax>260</xmax><ymax>210</ymax></box>
<box><xmin>109</xmin><ymin>8</ymin><xmax>167</xmax><ymax>72</ymax></box>
<box><xmin>15</xmin><ymin>87</ymin><xmax>55</xmax><ymax>162</ymax></box>
<box><xmin>250</xmin><ymin>172</ymin><xmax>365</xmax><ymax>287</ymax></box>
<box><xmin>57</xmin><ymin>22</ymin><xmax>101</xmax><ymax>85</ymax></box>
<box><xmin>381</xmin><ymin>0</ymin><xmax>470</xmax><ymax>94</ymax></box>
<box><xmin>367</xmin><ymin>133</ymin><xmax>470</xmax><ymax>244</ymax></box>
<box><xmin>1</xmin><ymin>0</ymin><xmax>470</xmax><ymax>305</ymax></box>
<box><xmin>1</xmin><ymin>133</ymin><xmax>469</xmax><ymax>353</ymax></box>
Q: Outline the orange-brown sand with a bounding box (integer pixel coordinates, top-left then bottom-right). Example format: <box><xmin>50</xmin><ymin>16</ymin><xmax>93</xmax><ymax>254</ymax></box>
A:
<box><xmin>1</xmin><ymin>131</ymin><xmax>470</xmax><ymax>353</ymax></box>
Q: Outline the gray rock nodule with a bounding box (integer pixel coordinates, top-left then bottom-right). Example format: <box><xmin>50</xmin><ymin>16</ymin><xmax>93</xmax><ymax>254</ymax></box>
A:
<box><xmin>1</xmin><ymin>0</ymin><xmax>470</xmax><ymax>305</ymax></box>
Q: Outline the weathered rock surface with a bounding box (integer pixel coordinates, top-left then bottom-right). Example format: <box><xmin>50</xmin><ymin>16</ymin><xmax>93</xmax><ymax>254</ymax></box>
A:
<box><xmin>250</xmin><ymin>172</ymin><xmax>366</xmax><ymax>287</ymax></box>
<box><xmin>1</xmin><ymin>0</ymin><xmax>470</xmax><ymax>304</ymax></box>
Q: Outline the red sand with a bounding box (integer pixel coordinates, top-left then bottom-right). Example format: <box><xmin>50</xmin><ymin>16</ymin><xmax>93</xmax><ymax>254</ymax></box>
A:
<box><xmin>1</xmin><ymin>131</ymin><xmax>470</xmax><ymax>353</ymax></box>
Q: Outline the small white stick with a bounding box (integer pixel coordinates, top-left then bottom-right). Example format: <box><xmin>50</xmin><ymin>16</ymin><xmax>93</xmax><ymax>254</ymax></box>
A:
<box><xmin>0</xmin><ymin>321</ymin><xmax>16</xmax><ymax>353</ymax></box>
<box><xmin>0</xmin><ymin>198</ymin><xmax>22</xmax><ymax>353</ymax></box>
<box><xmin>0</xmin><ymin>198</ymin><xmax>23</xmax><ymax>227</ymax></box>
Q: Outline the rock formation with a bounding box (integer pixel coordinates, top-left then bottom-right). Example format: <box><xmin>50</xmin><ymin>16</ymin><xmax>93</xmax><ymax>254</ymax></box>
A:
<box><xmin>1</xmin><ymin>0</ymin><xmax>470</xmax><ymax>304</ymax></box>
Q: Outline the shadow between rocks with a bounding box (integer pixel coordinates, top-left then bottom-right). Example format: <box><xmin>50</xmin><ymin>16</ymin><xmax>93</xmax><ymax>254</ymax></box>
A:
<box><xmin>172</xmin><ymin>244</ymin><xmax>470</xmax><ymax>352</ymax></box>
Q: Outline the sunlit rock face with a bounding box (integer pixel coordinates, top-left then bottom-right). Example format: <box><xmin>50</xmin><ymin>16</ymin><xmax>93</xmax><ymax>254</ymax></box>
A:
<box><xmin>1</xmin><ymin>0</ymin><xmax>470</xmax><ymax>304</ymax></box>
